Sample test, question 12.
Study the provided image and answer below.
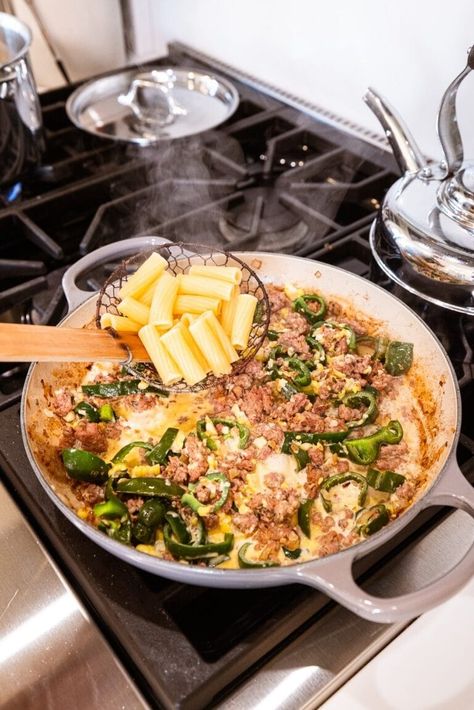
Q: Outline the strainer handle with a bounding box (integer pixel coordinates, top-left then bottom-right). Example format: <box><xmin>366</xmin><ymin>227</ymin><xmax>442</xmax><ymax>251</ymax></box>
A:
<box><xmin>62</xmin><ymin>236</ymin><xmax>171</xmax><ymax>312</ymax></box>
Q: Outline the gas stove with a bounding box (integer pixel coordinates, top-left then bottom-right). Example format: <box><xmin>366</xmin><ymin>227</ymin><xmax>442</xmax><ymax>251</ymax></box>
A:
<box><xmin>1</xmin><ymin>43</ymin><xmax>474</xmax><ymax>709</ymax></box>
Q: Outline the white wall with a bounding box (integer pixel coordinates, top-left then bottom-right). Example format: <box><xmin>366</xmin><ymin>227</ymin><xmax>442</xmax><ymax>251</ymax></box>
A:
<box><xmin>130</xmin><ymin>0</ymin><xmax>474</xmax><ymax>160</ymax></box>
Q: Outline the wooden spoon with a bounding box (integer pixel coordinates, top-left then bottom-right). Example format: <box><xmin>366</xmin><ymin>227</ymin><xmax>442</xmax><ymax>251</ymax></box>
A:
<box><xmin>0</xmin><ymin>323</ymin><xmax>150</xmax><ymax>362</ymax></box>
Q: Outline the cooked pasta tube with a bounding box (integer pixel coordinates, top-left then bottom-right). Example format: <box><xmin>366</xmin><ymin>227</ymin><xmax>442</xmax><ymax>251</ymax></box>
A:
<box><xmin>161</xmin><ymin>324</ymin><xmax>208</xmax><ymax>386</ymax></box>
<box><xmin>117</xmin><ymin>297</ymin><xmax>150</xmax><ymax>326</ymax></box>
<box><xmin>178</xmin><ymin>274</ymin><xmax>234</xmax><ymax>301</ymax></box>
<box><xmin>100</xmin><ymin>313</ymin><xmax>142</xmax><ymax>332</ymax></box>
<box><xmin>189</xmin><ymin>313</ymin><xmax>232</xmax><ymax>376</ymax></box>
<box><xmin>180</xmin><ymin>313</ymin><xmax>198</xmax><ymax>327</ymax></box>
<box><xmin>231</xmin><ymin>294</ymin><xmax>258</xmax><ymax>350</ymax></box>
<box><xmin>219</xmin><ymin>285</ymin><xmax>239</xmax><ymax>335</ymax></box>
<box><xmin>118</xmin><ymin>252</ymin><xmax>167</xmax><ymax>300</ymax></box>
<box><xmin>178</xmin><ymin>322</ymin><xmax>211</xmax><ymax>374</ymax></box>
<box><xmin>138</xmin><ymin>324</ymin><xmax>182</xmax><ymax>385</ymax></box>
<box><xmin>203</xmin><ymin>310</ymin><xmax>239</xmax><ymax>363</ymax></box>
<box><xmin>188</xmin><ymin>264</ymin><xmax>242</xmax><ymax>285</ymax></box>
<box><xmin>149</xmin><ymin>271</ymin><xmax>179</xmax><ymax>329</ymax></box>
<box><xmin>173</xmin><ymin>294</ymin><xmax>221</xmax><ymax>316</ymax></box>
<box><xmin>138</xmin><ymin>279</ymin><xmax>159</xmax><ymax>307</ymax></box>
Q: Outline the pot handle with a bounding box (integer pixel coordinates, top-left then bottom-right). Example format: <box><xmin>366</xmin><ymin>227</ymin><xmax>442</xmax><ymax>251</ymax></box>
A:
<box><xmin>291</xmin><ymin>461</ymin><xmax>474</xmax><ymax>623</ymax></box>
<box><xmin>62</xmin><ymin>236</ymin><xmax>171</xmax><ymax>312</ymax></box>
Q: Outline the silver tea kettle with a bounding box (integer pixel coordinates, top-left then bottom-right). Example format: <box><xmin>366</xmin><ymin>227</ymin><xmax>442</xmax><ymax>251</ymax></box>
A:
<box><xmin>365</xmin><ymin>45</ymin><xmax>474</xmax><ymax>314</ymax></box>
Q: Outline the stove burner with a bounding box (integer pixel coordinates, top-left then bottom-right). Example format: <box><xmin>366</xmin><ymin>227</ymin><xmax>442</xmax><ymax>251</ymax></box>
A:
<box><xmin>218</xmin><ymin>185</ymin><xmax>309</xmax><ymax>249</ymax></box>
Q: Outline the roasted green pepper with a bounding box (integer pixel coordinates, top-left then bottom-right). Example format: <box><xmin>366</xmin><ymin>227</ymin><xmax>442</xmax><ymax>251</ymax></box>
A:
<box><xmin>293</xmin><ymin>294</ymin><xmax>327</xmax><ymax>324</ymax></box>
<box><xmin>305</xmin><ymin>336</ymin><xmax>326</xmax><ymax>364</ymax></box>
<box><xmin>111</xmin><ymin>441</ymin><xmax>153</xmax><ymax>464</ymax></box>
<box><xmin>267</xmin><ymin>329</ymin><xmax>280</xmax><ymax>341</ymax></box>
<box><xmin>116</xmin><ymin>477</ymin><xmax>184</xmax><ymax>498</ymax></box>
<box><xmin>356</xmin><ymin>504</ymin><xmax>390</xmax><ymax>536</ymax></box>
<box><xmin>287</xmin><ymin>358</ymin><xmax>312</xmax><ymax>388</ymax></box>
<box><xmin>384</xmin><ymin>341</ymin><xmax>414</xmax><ymax>376</ymax></box>
<box><xmin>99</xmin><ymin>518</ymin><xmax>132</xmax><ymax>545</ymax></box>
<box><xmin>345</xmin><ymin>420</ymin><xmax>403</xmax><ymax>466</ymax></box>
<box><xmin>237</xmin><ymin>542</ymin><xmax>280</xmax><ymax>568</ymax></box>
<box><xmin>82</xmin><ymin>380</ymin><xmax>167</xmax><ymax>398</ymax></box>
<box><xmin>74</xmin><ymin>401</ymin><xmax>100</xmax><ymax>422</ymax></box>
<box><xmin>133</xmin><ymin>499</ymin><xmax>165</xmax><ymax>544</ymax></box>
<box><xmin>366</xmin><ymin>468</ymin><xmax>406</xmax><ymax>493</ymax></box>
<box><xmin>356</xmin><ymin>335</ymin><xmax>388</xmax><ymax>360</ymax></box>
<box><xmin>98</xmin><ymin>403</ymin><xmax>115</xmax><ymax>421</ymax></box>
<box><xmin>309</xmin><ymin>320</ymin><xmax>356</xmax><ymax>351</ymax></box>
<box><xmin>197</xmin><ymin>417</ymin><xmax>250</xmax><ymax>450</ymax></box>
<box><xmin>298</xmin><ymin>499</ymin><xmax>314</xmax><ymax>538</ymax></box>
<box><xmin>293</xmin><ymin>447</ymin><xmax>310</xmax><ymax>471</ymax></box>
<box><xmin>319</xmin><ymin>472</ymin><xmax>368</xmax><ymax>513</ymax></box>
<box><xmin>62</xmin><ymin>448</ymin><xmax>110</xmax><ymax>484</ymax></box>
<box><xmin>164</xmin><ymin>510</ymin><xmax>191</xmax><ymax>543</ymax></box>
<box><xmin>146</xmin><ymin>427</ymin><xmax>179</xmax><ymax>465</ymax></box>
<box><xmin>282</xmin><ymin>429</ymin><xmax>348</xmax><ymax>454</ymax></box>
<box><xmin>93</xmin><ymin>477</ymin><xmax>128</xmax><ymax>519</ymax></box>
<box><xmin>342</xmin><ymin>389</ymin><xmax>378</xmax><ymax>428</ymax></box>
<box><xmin>283</xmin><ymin>547</ymin><xmax>301</xmax><ymax>560</ymax></box>
<box><xmin>181</xmin><ymin>472</ymin><xmax>231</xmax><ymax>516</ymax></box>
<box><xmin>163</xmin><ymin>524</ymin><xmax>234</xmax><ymax>560</ymax></box>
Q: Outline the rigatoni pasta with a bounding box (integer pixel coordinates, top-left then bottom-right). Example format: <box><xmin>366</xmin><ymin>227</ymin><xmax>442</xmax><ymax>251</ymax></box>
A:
<box><xmin>103</xmin><ymin>251</ymin><xmax>263</xmax><ymax>386</ymax></box>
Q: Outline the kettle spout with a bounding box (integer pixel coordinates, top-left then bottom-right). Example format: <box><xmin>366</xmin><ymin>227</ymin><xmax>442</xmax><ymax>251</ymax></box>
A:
<box><xmin>363</xmin><ymin>87</ymin><xmax>426</xmax><ymax>174</ymax></box>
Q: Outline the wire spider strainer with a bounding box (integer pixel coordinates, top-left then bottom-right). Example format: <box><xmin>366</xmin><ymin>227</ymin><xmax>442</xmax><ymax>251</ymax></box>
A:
<box><xmin>96</xmin><ymin>241</ymin><xmax>270</xmax><ymax>392</ymax></box>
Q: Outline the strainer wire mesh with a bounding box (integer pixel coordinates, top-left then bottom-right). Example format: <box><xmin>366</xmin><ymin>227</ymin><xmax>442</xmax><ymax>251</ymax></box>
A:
<box><xmin>96</xmin><ymin>241</ymin><xmax>270</xmax><ymax>392</ymax></box>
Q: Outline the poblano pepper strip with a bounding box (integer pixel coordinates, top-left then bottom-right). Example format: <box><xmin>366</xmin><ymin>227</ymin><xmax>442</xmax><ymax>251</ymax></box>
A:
<box><xmin>342</xmin><ymin>389</ymin><xmax>378</xmax><ymax>428</ymax></box>
<box><xmin>133</xmin><ymin>499</ymin><xmax>165</xmax><ymax>544</ymax></box>
<box><xmin>181</xmin><ymin>472</ymin><xmax>231</xmax><ymax>516</ymax></box>
<box><xmin>74</xmin><ymin>401</ymin><xmax>100</xmax><ymax>422</ymax></box>
<box><xmin>238</xmin><ymin>542</ymin><xmax>280</xmax><ymax>568</ymax></box>
<box><xmin>293</xmin><ymin>294</ymin><xmax>327</xmax><ymax>324</ymax></box>
<box><xmin>146</xmin><ymin>427</ymin><xmax>179</xmax><ymax>465</ymax></box>
<box><xmin>356</xmin><ymin>504</ymin><xmax>390</xmax><ymax>536</ymax></box>
<box><xmin>287</xmin><ymin>358</ymin><xmax>312</xmax><ymax>388</ymax></box>
<box><xmin>298</xmin><ymin>499</ymin><xmax>314</xmax><ymax>538</ymax></box>
<box><xmin>345</xmin><ymin>420</ymin><xmax>403</xmax><ymax>466</ymax></box>
<box><xmin>98</xmin><ymin>403</ymin><xmax>115</xmax><ymax>422</ymax></box>
<box><xmin>366</xmin><ymin>468</ymin><xmax>406</xmax><ymax>493</ymax></box>
<box><xmin>319</xmin><ymin>472</ymin><xmax>368</xmax><ymax>513</ymax></box>
<box><xmin>293</xmin><ymin>447</ymin><xmax>310</xmax><ymax>471</ymax></box>
<box><xmin>165</xmin><ymin>511</ymin><xmax>191</xmax><ymax>544</ymax></box>
<box><xmin>305</xmin><ymin>336</ymin><xmax>326</xmax><ymax>364</ymax></box>
<box><xmin>309</xmin><ymin>320</ymin><xmax>357</xmax><ymax>351</ymax></box>
<box><xmin>93</xmin><ymin>477</ymin><xmax>128</xmax><ymax>519</ymax></box>
<box><xmin>282</xmin><ymin>429</ymin><xmax>348</xmax><ymax>454</ymax></box>
<box><xmin>356</xmin><ymin>335</ymin><xmax>388</xmax><ymax>360</ymax></box>
<box><xmin>62</xmin><ymin>448</ymin><xmax>110</xmax><ymax>484</ymax></box>
<box><xmin>384</xmin><ymin>341</ymin><xmax>414</xmax><ymax>376</ymax></box>
<box><xmin>197</xmin><ymin>417</ymin><xmax>250</xmax><ymax>450</ymax></box>
<box><xmin>82</xmin><ymin>380</ymin><xmax>168</xmax><ymax>398</ymax></box>
<box><xmin>116</xmin><ymin>477</ymin><xmax>184</xmax><ymax>498</ymax></box>
<box><xmin>267</xmin><ymin>329</ymin><xmax>280</xmax><ymax>341</ymax></box>
<box><xmin>111</xmin><ymin>441</ymin><xmax>153</xmax><ymax>464</ymax></box>
<box><xmin>164</xmin><ymin>524</ymin><xmax>233</xmax><ymax>559</ymax></box>
<box><xmin>283</xmin><ymin>547</ymin><xmax>302</xmax><ymax>560</ymax></box>
<box><xmin>99</xmin><ymin>518</ymin><xmax>132</xmax><ymax>545</ymax></box>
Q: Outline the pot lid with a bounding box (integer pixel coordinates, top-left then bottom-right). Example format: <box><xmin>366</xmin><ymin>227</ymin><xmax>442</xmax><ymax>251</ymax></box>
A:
<box><xmin>66</xmin><ymin>66</ymin><xmax>239</xmax><ymax>144</ymax></box>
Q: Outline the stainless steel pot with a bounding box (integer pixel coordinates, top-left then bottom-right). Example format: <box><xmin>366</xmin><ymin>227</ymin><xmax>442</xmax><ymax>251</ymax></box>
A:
<box><xmin>0</xmin><ymin>11</ymin><xmax>43</xmax><ymax>187</ymax></box>
<box><xmin>21</xmin><ymin>236</ymin><xmax>474</xmax><ymax>623</ymax></box>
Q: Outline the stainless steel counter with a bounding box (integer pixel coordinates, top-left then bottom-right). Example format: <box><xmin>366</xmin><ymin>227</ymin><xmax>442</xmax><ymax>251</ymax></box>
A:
<box><xmin>0</xmin><ymin>481</ymin><xmax>148</xmax><ymax>710</ymax></box>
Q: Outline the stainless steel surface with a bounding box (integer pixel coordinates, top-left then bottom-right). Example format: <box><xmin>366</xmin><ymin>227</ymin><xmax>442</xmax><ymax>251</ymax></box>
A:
<box><xmin>437</xmin><ymin>45</ymin><xmax>474</xmax><ymax>176</ymax></box>
<box><xmin>21</xmin><ymin>236</ymin><xmax>474</xmax><ymax>623</ymax></box>
<box><xmin>366</xmin><ymin>47</ymin><xmax>474</xmax><ymax>313</ymax></box>
<box><xmin>0</xmin><ymin>11</ymin><xmax>43</xmax><ymax>186</ymax></box>
<box><xmin>363</xmin><ymin>88</ymin><xmax>425</xmax><ymax>174</ymax></box>
<box><xmin>0</xmin><ymin>480</ymin><xmax>148</xmax><ymax>709</ymax></box>
<box><xmin>218</xmin><ymin>507</ymin><xmax>474</xmax><ymax>709</ymax></box>
<box><xmin>66</xmin><ymin>66</ymin><xmax>239</xmax><ymax>144</ymax></box>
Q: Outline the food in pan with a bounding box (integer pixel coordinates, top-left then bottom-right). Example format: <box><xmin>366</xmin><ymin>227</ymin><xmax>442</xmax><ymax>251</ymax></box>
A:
<box><xmin>46</xmin><ymin>282</ymin><xmax>422</xmax><ymax>568</ymax></box>
<box><xmin>100</xmin><ymin>253</ymin><xmax>258</xmax><ymax>386</ymax></box>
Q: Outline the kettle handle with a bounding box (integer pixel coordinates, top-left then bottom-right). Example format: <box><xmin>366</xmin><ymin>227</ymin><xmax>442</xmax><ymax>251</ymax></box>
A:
<box><xmin>437</xmin><ymin>45</ymin><xmax>474</xmax><ymax>176</ymax></box>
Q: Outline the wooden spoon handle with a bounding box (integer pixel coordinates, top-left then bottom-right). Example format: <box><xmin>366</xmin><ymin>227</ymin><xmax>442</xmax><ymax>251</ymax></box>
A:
<box><xmin>0</xmin><ymin>323</ymin><xmax>150</xmax><ymax>362</ymax></box>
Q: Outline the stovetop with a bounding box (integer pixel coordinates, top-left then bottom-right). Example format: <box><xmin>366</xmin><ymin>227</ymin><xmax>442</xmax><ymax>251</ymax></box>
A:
<box><xmin>1</xmin><ymin>43</ymin><xmax>474</xmax><ymax>710</ymax></box>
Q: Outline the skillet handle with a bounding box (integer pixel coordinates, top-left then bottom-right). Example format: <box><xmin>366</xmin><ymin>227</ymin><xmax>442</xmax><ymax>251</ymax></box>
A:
<box><xmin>62</xmin><ymin>236</ymin><xmax>171</xmax><ymax>312</ymax></box>
<box><xmin>293</xmin><ymin>461</ymin><xmax>474</xmax><ymax>623</ymax></box>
